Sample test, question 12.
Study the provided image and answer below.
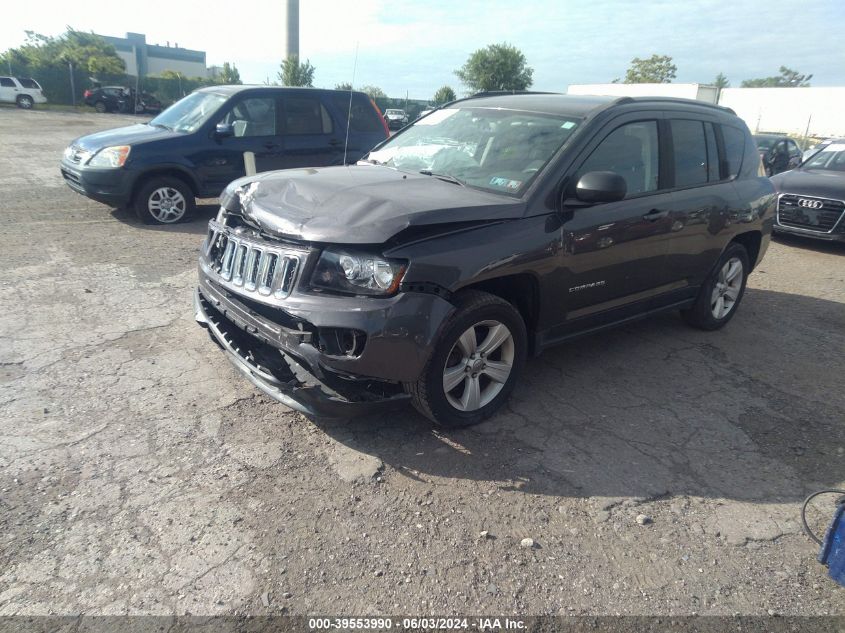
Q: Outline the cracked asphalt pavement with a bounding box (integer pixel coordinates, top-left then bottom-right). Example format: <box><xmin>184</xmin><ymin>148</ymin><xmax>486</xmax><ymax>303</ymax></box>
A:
<box><xmin>1</xmin><ymin>107</ymin><xmax>843</xmax><ymax>617</ymax></box>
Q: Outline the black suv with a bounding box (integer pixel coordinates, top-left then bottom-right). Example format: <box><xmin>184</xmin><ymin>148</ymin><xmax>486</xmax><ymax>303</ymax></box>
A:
<box><xmin>195</xmin><ymin>94</ymin><xmax>774</xmax><ymax>427</ymax></box>
<box><xmin>754</xmin><ymin>134</ymin><xmax>802</xmax><ymax>176</ymax></box>
<box><xmin>62</xmin><ymin>86</ymin><xmax>389</xmax><ymax>224</ymax></box>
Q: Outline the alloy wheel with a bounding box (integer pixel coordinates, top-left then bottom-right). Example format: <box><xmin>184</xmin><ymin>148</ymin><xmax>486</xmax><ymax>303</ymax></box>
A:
<box><xmin>147</xmin><ymin>187</ymin><xmax>187</xmax><ymax>223</ymax></box>
<box><xmin>442</xmin><ymin>320</ymin><xmax>515</xmax><ymax>412</ymax></box>
<box><xmin>710</xmin><ymin>257</ymin><xmax>743</xmax><ymax>319</ymax></box>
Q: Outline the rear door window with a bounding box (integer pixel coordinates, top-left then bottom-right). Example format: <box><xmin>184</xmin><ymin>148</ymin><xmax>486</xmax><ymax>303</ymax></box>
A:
<box><xmin>671</xmin><ymin>119</ymin><xmax>709</xmax><ymax>188</ymax></box>
<box><xmin>283</xmin><ymin>96</ymin><xmax>332</xmax><ymax>135</ymax></box>
<box><xmin>720</xmin><ymin>125</ymin><xmax>746</xmax><ymax>179</ymax></box>
<box><xmin>0</xmin><ymin>77</ymin><xmax>16</xmax><ymax>87</ymax></box>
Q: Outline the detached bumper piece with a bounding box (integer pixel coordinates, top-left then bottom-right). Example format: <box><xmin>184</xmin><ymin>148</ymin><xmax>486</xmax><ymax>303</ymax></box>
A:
<box><xmin>194</xmin><ymin>288</ymin><xmax>409</xmax><ymax>418</ymax></box>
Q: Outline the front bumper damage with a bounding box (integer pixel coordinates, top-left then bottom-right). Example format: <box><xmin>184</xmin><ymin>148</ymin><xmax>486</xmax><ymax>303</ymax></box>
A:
<box><xmin>194</xmin><ymin>285</ymin><xmax>411</xmax><ymax>418</ymax></box>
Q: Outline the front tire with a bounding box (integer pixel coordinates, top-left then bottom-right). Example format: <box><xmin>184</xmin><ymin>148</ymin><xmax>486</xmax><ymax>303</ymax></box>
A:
<box><xmin>681</xmin><ymin>243</ymin><xmax>749</xmax><ymax>330</ymax></box>
<box><xmin>133</xmin><ymin>177</ymin><xmax>195</xmax><ymax>225</ymax></box>
<box><xmin>16</xmin><ymin>95</ymin><xmax>33</xmax><ymax>109</ymax></box>
<box><xmin>406</xmin><ymin>290</ymin><xmax>527</xmax><ymax>428</ymax></box>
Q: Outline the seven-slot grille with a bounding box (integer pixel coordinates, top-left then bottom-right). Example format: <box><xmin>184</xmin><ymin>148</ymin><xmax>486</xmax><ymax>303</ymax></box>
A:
<box><xmin>206</xmin><ymin>224</ymin><xmax>301</xmax><ymax>299</ymax></box>
<box><xmin>777</xmin><ymin>194</ymin><xmax>845</xmax><ymax>233</ymax></box>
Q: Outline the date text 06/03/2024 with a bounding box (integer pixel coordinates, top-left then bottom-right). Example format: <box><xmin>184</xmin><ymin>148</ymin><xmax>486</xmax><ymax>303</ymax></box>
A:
<box><xmin>307</xmin><ymin>617</ymin><xmax>526</xmax><ymax>630</ymax></box>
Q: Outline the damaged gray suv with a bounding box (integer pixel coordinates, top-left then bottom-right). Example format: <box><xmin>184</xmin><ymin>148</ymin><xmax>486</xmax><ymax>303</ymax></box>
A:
<box><xmin>195</xmin><ymin>93</ymin><xmax>774</xmax><ymax>427</ymax></box>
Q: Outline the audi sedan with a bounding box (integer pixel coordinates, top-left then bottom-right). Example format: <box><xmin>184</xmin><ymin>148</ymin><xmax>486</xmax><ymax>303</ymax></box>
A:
<box><xmin>770</xmin><ymin>140</ymin><xmax>845</xmax><ymax>242</ymax></box>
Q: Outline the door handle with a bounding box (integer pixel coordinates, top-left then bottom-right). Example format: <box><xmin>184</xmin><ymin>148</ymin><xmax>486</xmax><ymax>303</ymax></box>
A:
<box><xmin>328</xmin><ymin>139</ymin><xmax>341</xmax><ymax>146</ymax></box>
<box><xmin>263</xmin><ymin>141</ymin><xmax>279</xmax><ymax>149</ymax></box>
<box><xmin>643</xmin><ymin>209</ymin><xmax>669</xmax><ymax>221</ymax></box>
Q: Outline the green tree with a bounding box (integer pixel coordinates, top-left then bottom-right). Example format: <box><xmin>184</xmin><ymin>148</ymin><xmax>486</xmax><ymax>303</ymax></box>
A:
<box><xmin>0</xmin><ymin>28</ymin><xmax>126</xmax><ymax>104</ymax></box>
<box><xmin>278</xmin><ymin>55</ymin><xmax>315</xmax><ymax>87</ymax></box>
<box><xmin>623</xmin><ymin>54</ymin><xmax>676</xmax><ymax>83</ymax></box>
<box><xmin>334</xmin><ymin>82</ymin><xmax>352</xmax><ymax>91</ymax></box>
<box><xmin>714</xmin><ymin>72</ymin><xmax>730</xmax><ymax>89</ymax></box>
<box><xmin>2</xmin><ymin>28</ymin><xmax>125</xmax><ymax>75</ymax></box>
<box><xmin>455</xmin><ymin>43</ymin><xmax>533</xmax><ymax>92</ymax></box>
<box><xmin>360</xmin><ymin>85</ymin><xmax>386</xmax><ymax>99</ymax></box>
<box><xmin>219</xmin><ymin>62</ymin><xmax>241</xmax><ymax>84</ymax></box>
<box><xmin>741</xmin><ymin>66</ymin><xmax>812</xmax><ymax>87</ymax></box>
<box><xmin>433</xmin><ymin>85</ymin><xmax>456</xmax><ymax>104</ymax></box>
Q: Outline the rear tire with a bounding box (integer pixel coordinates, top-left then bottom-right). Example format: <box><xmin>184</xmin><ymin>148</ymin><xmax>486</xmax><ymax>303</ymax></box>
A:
<box><xmin>406</xmin><ymin>290</ymin><xmax>527</xmax><ymax>428</ymax></box>
<box><xmin>16</xmin><ymin>95</ymin><xmax>33</xmax><ymax>109</ymax></box>
<box><xmin>133</xmin><ymin>176</ymin><xmax>195</xmax><ymax>225</ymax></box>
<box><xmin>681</xmin><ymin>243</ymin><xmax>749</xmax><ymax>331</ymax></box>
<box><xmin>94</xmin><ymin>101</ymin><xmax>107</xmax><ymax>113</ymax></box>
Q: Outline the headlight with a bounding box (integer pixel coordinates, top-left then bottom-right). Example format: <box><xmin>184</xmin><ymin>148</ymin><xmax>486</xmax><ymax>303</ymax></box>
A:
<box><xmin>311</xmin><ymin>249</ymin><xmax>406</xmax><ymax>296</ymax></box>
<box><xmin>87</xmin><ymin>145</ymin><xmax>131</xmax><ymax>168</ymax></box>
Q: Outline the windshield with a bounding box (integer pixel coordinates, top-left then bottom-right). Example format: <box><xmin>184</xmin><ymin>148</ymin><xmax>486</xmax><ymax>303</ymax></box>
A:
<box><xmin>149</xmin><ymin>91</ymin><xmax>227</xmax><ymax>133</ymax></box>
<box><xmin>802</xmin><ymin>144</ymin><xmax>845</xmax><ymax>172</ymax></box>
<box><xmin>366</xmin><ymin>107</ymin><xmax>580</xmax><ymax>195</ymax></box>
<box><xmin>386</xmin><ymin>110</ymin><xmax>404</xmax><ymax>115</ymax></box>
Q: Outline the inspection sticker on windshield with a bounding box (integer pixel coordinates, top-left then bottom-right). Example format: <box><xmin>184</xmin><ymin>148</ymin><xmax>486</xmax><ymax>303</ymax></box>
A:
<box><xmin>490</xmin><ymin>176</ymin><xmax>522</xmax><ymax>190</ymax></box>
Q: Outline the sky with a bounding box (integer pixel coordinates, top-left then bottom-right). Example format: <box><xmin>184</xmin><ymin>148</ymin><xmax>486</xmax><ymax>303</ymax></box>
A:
<box><xmin>2</xmin><ymin>0</ymin><xmax>843</xmax><ymax>100</ymax></box>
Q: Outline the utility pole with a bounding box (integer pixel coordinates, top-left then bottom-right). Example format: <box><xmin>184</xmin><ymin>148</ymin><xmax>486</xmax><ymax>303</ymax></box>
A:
<box><xmin>68</xmin><ymin>61</ymin><xmax>76</xmax><ymax>107</ymax></box>
<box><xmin>803</xmin><ymin>114</ymin><xmax>813</xmax><ymax>148</ymax></box>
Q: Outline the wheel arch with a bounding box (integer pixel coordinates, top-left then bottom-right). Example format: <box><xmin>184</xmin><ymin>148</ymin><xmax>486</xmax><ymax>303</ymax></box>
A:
<box><xmin>728</xmin><ymin>230</ymin><xmax>762</xmax><ymax>270</ymax></box>
<box><xmin>130</xmin><ymin>167</ymin><xmax>200</xmax><ymax>204</ymax></box>
<box><xmin>455</xmin><ymin>273</ymin><xmax>540</xmax><ymax>351</ymax></box>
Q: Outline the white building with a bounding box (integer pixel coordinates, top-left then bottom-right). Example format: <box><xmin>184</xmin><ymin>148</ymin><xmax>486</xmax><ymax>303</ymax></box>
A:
<box><xmin>566</xmin><ymin>83</ymin><xmax>845</xmax><ymax>138</ymax></box>
<box><xmin>718</xmin><ymin>87</ymin><xmax>845</xmax><ymax>137</ymax></box>
<box><xmin>567</xmin><ymin>83</ymin><xmax>718</xmax><ymax>103</ymax></box>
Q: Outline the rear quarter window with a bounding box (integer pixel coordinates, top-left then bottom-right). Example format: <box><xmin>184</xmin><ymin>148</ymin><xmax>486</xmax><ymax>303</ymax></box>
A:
<box><xmin>330</xmin><ymin>94</ymin><xmax>384</xmax><ymax>133</ymax></box>
<box><xmin>721</xmin><ymin>125</ymin><xmax>746</xmax><ymax>179</ymax></box>
<box><xmin>16</xmin><ymin>78</ymin><xmax>39</xmax><ymax>89</ymax></box>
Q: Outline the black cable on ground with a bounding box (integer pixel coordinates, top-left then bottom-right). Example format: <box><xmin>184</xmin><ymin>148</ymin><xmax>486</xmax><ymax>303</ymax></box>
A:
<box><xmin>801</xmin><ymin>489</ymin><xmax>845</xmax><ymax>546</ymax></box>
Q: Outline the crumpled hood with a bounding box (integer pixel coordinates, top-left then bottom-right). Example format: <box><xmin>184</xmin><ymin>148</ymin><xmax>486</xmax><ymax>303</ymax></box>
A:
<box><xmin>220</xmin><ymin>165</ymin><xmax>525</xmax><ymax>244</ymax></box>
<box><xmin>771</xmin><ymin>169</ymin><xmax>845</xmax><ymax>200</ymax></box>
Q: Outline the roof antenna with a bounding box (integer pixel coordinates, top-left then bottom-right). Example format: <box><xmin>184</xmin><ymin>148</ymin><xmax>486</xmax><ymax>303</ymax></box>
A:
<box><xmin>343</xmin><ymin>41</ymin><xmax>360</xmax><ymax>166</ymax></box>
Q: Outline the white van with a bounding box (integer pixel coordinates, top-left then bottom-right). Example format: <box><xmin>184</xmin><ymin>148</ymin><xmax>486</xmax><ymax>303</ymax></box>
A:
<box><xmin>0</xmin><ymin>76</ymin><xmax>48</xmax><ymax>109</ymax></box>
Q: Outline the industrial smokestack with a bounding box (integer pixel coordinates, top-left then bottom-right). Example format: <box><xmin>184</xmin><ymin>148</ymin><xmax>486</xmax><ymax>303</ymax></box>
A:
<box><xmin>282</xmin><ymin>0</ymin><xmax>300</xmax><ymax>59</ymax></box>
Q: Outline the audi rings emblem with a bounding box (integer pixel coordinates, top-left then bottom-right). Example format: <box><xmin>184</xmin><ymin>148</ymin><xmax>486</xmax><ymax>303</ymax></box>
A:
<box><xmin>798</xmin><ymin>198</ymin><xmax>824</xmax><ymax>209</ymax></box>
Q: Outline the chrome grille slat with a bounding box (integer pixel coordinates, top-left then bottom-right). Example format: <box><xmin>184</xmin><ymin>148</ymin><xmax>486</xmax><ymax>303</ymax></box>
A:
<box><xmin>232</xmin><ymin>245</ymin><xmax>248</xmax><ymax>285</ymax></box>
<box><xmin>220</xmin><ymin>240</ymin><xmax>237</xmax><ymax>280</ymax></box>
<box><xmin>244</xmin><ymin>248</ymin><xmax>260</xmax><ymax>291</ymax></box>
<box><xmin>204</xmin><ymin>222</ymin><xmax>302</xmax><ymax>300</ymax></box>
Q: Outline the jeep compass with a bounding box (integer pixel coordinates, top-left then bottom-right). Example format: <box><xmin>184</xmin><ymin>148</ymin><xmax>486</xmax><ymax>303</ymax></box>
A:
<box><xmin>195</xmin><ymin>94</ymin><xmax>774</xmax><ymax>427</ymax></box>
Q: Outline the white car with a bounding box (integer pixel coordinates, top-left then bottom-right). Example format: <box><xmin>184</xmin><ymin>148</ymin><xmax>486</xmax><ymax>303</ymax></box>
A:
<box><xmin>0</xmin><ymin>76</ymin><xmax>48</xmax><ymax>109</ymax></box>
<box><xmin>383</xmin><ymin>108</ymin><xmax>409</xmax><ymax>129</ymax></box>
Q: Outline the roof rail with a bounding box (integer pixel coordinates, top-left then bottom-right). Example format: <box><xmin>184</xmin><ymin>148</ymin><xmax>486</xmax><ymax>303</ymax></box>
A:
<box><xmin>469</xmin><ymin>90</ymin><xmax>561</xmax><ymax>98</ymax></box>
<box><xmin>614</xmin><ymin>96</ymin><xmax>736</xmax><ymax>115</ymax></box>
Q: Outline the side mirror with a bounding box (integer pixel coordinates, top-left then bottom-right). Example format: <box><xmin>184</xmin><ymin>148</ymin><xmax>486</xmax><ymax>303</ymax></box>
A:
<box><xmin>214</xmin><ymin>122</ymin><xmax>234</xmax><ymax>139</ymax></box>
<box><xmin>574</xmin><ymin>171</ymin><xmax>627</xmax><ymax>204</ymax></box>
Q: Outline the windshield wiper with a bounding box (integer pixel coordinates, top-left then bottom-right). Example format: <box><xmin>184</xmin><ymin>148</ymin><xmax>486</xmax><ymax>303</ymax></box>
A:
<box><xmin>149</xmin><ymin>122</ymin><xmax>172</xmax><ymax>131</ymax></box>
<box><xmin>419</xmin><ymin>169</ymin><xmax>465</xmax><ymax>186</ymax></box>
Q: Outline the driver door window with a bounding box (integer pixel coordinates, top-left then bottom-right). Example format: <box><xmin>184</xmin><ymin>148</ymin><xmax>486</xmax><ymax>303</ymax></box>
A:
<box><xmin>575</xmin><ymin>121</ymin><xmax>660</xmax><ymax>197</ymax></box>
<box><xmin>225</xmin><ymin>97</ymin><xmax>277</xmax><ymax>137</ymax></box>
